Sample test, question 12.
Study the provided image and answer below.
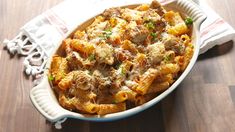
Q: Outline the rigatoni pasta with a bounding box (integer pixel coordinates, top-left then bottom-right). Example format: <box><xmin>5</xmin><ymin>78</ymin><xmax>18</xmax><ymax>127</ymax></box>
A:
<box><xmin>49</xmin><ymin>0</ymin><xmax>194</xmax><ymax>115</ymax></box>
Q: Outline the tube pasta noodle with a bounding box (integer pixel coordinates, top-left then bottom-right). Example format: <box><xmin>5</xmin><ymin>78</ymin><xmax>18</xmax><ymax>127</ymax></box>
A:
<box><xmin>114</xmin><ymin>91</ymin><xmax>128</xmax><ymax>103</ymax></box>
<box><xmin>58</xmin><ymin>72</ymin><xmax>74</xmax><ymax>90</ymax></box>
<box><xmin>135</xmin><ymin>53</ymin><xmax>147</xmax><ymax>66</ymax></box>
<box><xmin>165</xmin><ymin>11</ymin><xmax>189</xmax><ymax>36</ymax></box>
<box><xmin>70</xmin><ymin>39</ymin><xmax>95</xmax><ymax>55</ymax></box>
<box><xmin>50</xmin><ymin>56</ymin><xmax>68</xmax><ymax>84</ymax></box>
<box><xmin>155</xmin><ymin>74</ymin><xmax>174</xmax><ymax>84</ymax></box>
<box><xmin>114</xmin><ymin>89</ymin><xmax>139</xmax><ymax>103</ymax></box>
<box><xmin>58</xmin><ymin>93</ymin><xmax>75</xmax><ymax>111</ymax></box>
<box><xmin>135</xmin><ymin>96</ymin><xmax>146</xmax><ymax>105</ymax></box>
<box><xmin>49</xmin><ymin>0</ymin><xmax>194</xmax><ymax>115</ymax></box>
<box><xmin>121</xmin><ymin>40</ymin><xmax>138</xmax><ymax>54</ymax></box>
<box><xmin>147</xmin><ymin>81</ymin><xmax>170</xmax><ymax>94</ymax></box>
<box><xmin>125</xmin><ymin>89</ymin><xmax>138</xmax><ymax>101</ymax></box>
<box><xmin>181</xmin><ymin>34</ymin><xmax>191</xmax><ymax>45</ymax></box>
<box><xmin>134</xmin><ymin>93</ymin><xmax>156</xmax><ymax>105</ymax></box>
<box><xmin>121</xmin><ymin>60</ymin><xmax>133</xmax><ymax>73</ymax></box>
<box><xmin>97</xmin><ymin>103</ymin><xmax>126</xmax><ymax>115</ymax></box>
<box><xmin>135</xmin><ymin>68</ymin><xmax>159</xmax><ymax>95</ymax></box>
<box><xmin>82</xmin><ymin>102</ymin><xmax>100</xmax><ymax>114</ymax></box>
<box><xmin>159</xmin><ymin>63</ymin><xmax>180</xmax><ymax>75</ymax></box>
<box><xmin>181</xmin><ymin>47</ymin><xmax>193</xmax><ymax>71</ymax></box>
<box><xmin>62</xmin><ymin>38</ymin><xmax>73</xmax><ymax>54</ymax></box>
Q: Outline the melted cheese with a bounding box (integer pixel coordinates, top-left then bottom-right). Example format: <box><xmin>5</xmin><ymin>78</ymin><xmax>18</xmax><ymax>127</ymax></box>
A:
<box><xmin>50</xmin><ymin>1</ymin><xmax>194</xmax><ymax>116</ymax></box>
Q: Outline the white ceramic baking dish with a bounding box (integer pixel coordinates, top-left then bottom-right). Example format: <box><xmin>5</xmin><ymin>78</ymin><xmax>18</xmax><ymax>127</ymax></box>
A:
<box><xmin>30</xmin><ymin>0</ymin><xmax>206</xmax><ymax>122</ymax></box>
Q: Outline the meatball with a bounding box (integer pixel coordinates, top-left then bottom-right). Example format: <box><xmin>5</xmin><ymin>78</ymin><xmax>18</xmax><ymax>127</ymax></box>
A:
<box><xmin>125</xmin><ymin>25</ymin><xmax>149</xmax><ymax>44</ymax></box>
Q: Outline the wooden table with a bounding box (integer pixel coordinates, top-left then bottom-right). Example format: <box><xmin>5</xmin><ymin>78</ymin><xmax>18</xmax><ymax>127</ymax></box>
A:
<box><xmin>1</xmin><ymin>0</ymin><xmax>235</xmax><ymax>131</ymax></box>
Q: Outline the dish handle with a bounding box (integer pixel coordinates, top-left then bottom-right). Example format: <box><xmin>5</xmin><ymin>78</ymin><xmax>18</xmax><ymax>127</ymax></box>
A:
<box><xmin>175</xmin><ymin>0</ymin><xmax>207</xmax><ymax>29</ymax></box>
<box><xmin>30</xmin><ymin>77</ymin><xmax>69</xmax><ymax>123</ymax></box>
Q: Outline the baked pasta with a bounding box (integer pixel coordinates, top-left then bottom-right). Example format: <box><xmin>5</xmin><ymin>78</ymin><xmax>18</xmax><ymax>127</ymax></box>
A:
<box><xmin>49</xmin><ymin>0</ymin><xmax>194</xmax><ymax>115</ymax></box>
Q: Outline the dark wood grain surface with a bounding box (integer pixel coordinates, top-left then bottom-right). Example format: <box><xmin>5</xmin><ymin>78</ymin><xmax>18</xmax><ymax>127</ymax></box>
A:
<box><xmin>1</xmin><ymin>0</ymin><xmax>235</xmax><ymax>132</ymax></box>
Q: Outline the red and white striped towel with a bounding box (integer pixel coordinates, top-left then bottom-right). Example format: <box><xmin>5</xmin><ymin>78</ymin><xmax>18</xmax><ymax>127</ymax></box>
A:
<box><xmin>197</xmin><ymin>0</ymin><xmax>235</xmax><ymax>54</ymax></box>
<box><xmin>3</xmin><ymin>0</ymin><xmax>235</xmax><ymax>81</ymax></box>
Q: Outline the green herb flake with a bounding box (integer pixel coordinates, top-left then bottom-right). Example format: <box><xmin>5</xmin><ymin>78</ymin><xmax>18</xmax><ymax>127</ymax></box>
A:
<box><xmin>164</xmin><ymin>54</ymin><xmax>172</xmax><ymax>63</ymax></box>
<box><xmin>99</xmin><ymin>29</ymin><xmax>113</xmax><ymax>40</ymax></box>
<box><xmin>105</xmin><ymin>27</ymin><xmax>112</xmax><ymax>32</ymax></box>
<box><xmin>115</xmin><ymin>63</ymin><xmax>121</xmax><ymax>69</ymax></box>
<box><xmin>145</xmin><ymin>21</ymin><xmax>155</xmax><ymax>29</ymax></box>
<box><xmin>121</xmin><ymin>67</ymin><xmax>126</xmax><ymax>76</ymax></box>
<box><xmin>88</xmin><ymin>71</ymin><xmax>93</xmax><ymax>75</ymax></box>
<box><xmin>99</xmin><ymin>35</ymin><xmax>106</xmax><ymax>40</ymax></box>
<box><xmin>105</xmin><ymin>31</ymin><xmax>112</xmax><ymax>38</ymax></box>
<box><xmin>112</xmin><ymin>99</ymin><xmax>118</xmax><ymax>104</ymax></box>
<box><xmin>185</xmin><ymin>17</ymin><xmax>193</xmax><ymax>25</ymax></box>
<box><xmin>88</xmin><ymin>54</ymin><xmax>96</xmax><ymax>61</ymax></box>
<box><xmin>48</xmin><ymin>75</ymin><xmax>54</xmax><ymax>81</ymax></box>
<box><xmin>179</xmin><ymin>45</ymin><xmax>184</xmax><ymax>53</ymax></box>
<box><xmin>150</xmin><ymin>32</ymin><xmax>157</xmax><ymax>41</ymax></box>
<box><xmin>189</xmin><ymin>44</ymin><xmax>194</xmax><ymax>49</ymax></box>
<box><xmin>103</xmin><ymin>28</ymin><xmax>113</xmax><ymax>39</ymax></box>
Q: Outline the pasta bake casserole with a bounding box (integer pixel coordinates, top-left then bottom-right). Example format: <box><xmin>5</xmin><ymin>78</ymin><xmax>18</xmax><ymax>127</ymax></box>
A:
<box><xmin>49</xmin><ymin>0</ymin><xmax>194</xmax><ymax>115</ymax></box>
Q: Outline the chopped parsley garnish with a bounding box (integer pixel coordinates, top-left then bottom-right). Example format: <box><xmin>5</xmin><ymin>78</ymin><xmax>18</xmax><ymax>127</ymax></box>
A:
<box><xmin>121</xmin><ymin>67</ymin><xmax>126</xmax><ymax>76</ymax></box>
<box><xmin>88</xmin><ymin>71</ymin><xmax>92</xmax><ymax>75</ymax></box>
<box><xmin>145</xmin><ymin>21</ymin><xmax>155</xmax><ymax>29</ymax></box>
<box><xmin>48</xmin><ymin>75</ymin><xmax>54</xmax><ymax>81</ymax></box>
<box><xmin>185</xmin><ymin>17</ymin><xmax>193</xmax><ymax>25</ymax></box>
<box><xmin>178</xmin><ymin>45</ymin><xmax>184</xmax><ymax>53</ymax></box>
<box><xmin>112</xmin><ymin>99</ymin><xmax>118</xmax><ymax>104</ymax></box>
<box><xmin>105</xmin><ymin>27</ymin><xmax>112</xmax><ymax>32</ymax></box>
<box><xmin>99</xmin><ymin>35</ymin><xmax>106</xmax><ymax>40</ymax></box>
<box><xmin>88</xmin><ymin>54</ymin><xmax>96</xmax><ymax>61</ymax></box>
<box><xmin>189</xmin><ymin>44</ymin><xmax>194</xmax><ymax>48</ymax></box>
<box><xmin>164</xmin><ymin>54</ymin><xmax>173</xmax><ymax>63</ymax></box>
<box><xmin>117</xmin><ymin>63</ymin><xmax>121</xmax><ymax>68</ymax></box>
<box><xmin>150</xmin><ymin>32</ymin><xmax>157</xmax><ymax>41</ymax></box>
<box><xmin>100</xmin><ymin>28</ymin><xmax>113</xmax><ymax>40</ymax></box>
<box><xmin>104</xmin><ymin>31</ymin><xmax>112</xmax><ymax>38</ymax></box>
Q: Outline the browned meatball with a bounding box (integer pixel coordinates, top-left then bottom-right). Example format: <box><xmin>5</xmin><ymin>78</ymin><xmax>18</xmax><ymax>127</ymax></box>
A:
<box><xmin>125</xmin><ymin>25</ymin><xmax>149</xmax><ymax>44</ymax></box>
<box><xmin>103</xmin><ymin>7</ymin><xmax>121</xmax><ymax>19</ymax></box>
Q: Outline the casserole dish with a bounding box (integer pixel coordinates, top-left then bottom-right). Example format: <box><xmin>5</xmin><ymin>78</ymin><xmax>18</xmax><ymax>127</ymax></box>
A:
<box><xmin>30</xmin><ymin>0</ymin><xmax>206</xmax><ymax>122</ymax></box>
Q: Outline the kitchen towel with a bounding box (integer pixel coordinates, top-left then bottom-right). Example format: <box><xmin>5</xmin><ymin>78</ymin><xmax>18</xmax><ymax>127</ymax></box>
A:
<box><xmin>3</xmin><ymin>0</ymin><xmax>235</xmax><ymax>82</ymax></box>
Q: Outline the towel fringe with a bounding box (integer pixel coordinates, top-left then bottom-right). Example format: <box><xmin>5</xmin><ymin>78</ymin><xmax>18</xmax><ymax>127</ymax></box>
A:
<box><xmin>3</xmin><ymin>31</ymin><xmax>48</xmax><ymax>80</ymax></box>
